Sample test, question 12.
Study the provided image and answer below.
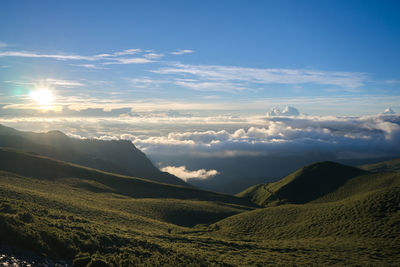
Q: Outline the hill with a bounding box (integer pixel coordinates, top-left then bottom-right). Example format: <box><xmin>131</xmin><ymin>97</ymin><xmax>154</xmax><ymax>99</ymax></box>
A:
<box><xmin>0</xmin><ymin>148</ymin><xmax>258</xmax><ymax>265</ymax></box>
<box><xmin>1</xmin><ymin>154</ymin><xmax>399</xmax><ymax>265</ymax></box>
<box><xmin>0</xmin><ymin>124</ymin><xmax>187</xmax><ymax>186</ymax></box>
<box><xmin>237</xmin><ymin>161</ymin><xmax>368</xmax><ymax>206</ymax></box>
<box><xmin>214</xmin><ymin>169</ymin><xmax>400</xmax><ymax>265</ymax></box>
<box><xmin>359</xmin><ymin>158</ymin><xmax>400</xmax><ymax>173</ymax></box>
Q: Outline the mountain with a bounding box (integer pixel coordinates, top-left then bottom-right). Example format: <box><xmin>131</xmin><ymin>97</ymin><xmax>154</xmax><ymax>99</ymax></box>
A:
<box><xmin>0</xmin><ymin>124</ymin><xmax>187</xmax><ymax>186</ymax></box>
<box><xmin>359</xmin><ymin>158</ymin><xmax>400</xmax><ymax>173</ymax></box>
<box><xmin>237</xmin><ymin>161</ymin><xmax>368</xmax><ymax>206</ymax></box>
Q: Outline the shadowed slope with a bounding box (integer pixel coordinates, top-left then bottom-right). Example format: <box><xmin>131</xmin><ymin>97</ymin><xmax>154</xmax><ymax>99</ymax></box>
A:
<box><xmin>0</xmin><ymin>148</ymin><xmax>255</xmax><ymax>206</ymax></box>
<box><xmin>0</xmin><ymin>124</ymin><xmax>187</xmax><ymax>186</ymax></box>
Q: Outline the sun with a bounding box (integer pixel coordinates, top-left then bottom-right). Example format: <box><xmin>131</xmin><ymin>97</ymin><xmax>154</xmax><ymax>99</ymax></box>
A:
<box><xmin>29</xmin><ymin>88</ymin><xmax>54</xmax><ymax>106</ymax></box>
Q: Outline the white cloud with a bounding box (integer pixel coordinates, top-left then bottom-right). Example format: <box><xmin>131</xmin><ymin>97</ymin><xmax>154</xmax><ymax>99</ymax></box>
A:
<box><xmin>174</xmin><ymin>79</ymin><xmax>247</xmax><ymax>91</ymax></box>
<box><xmin>153</xmin><ymin>63</ymin><xmax>367</xmax><ymax>88</ymax></box>
<box><xmin>4</xmin><ymin>78</ymin><xmax>84</xmax><ymax>88</ymax></box>
<box><xmin>0</xmin><ymin>51</ymin><xmax>97</xmax><ymax>61</ymax></box>
<box><xmin>0</xmin><ymin>42</ymin><xmax>8</xmax><ymax>48</ymax></box>
<box><xmin>144</xmin><ymin>53</ymin><xmax>164</xmax><ymax>59</ymax></box>
<box><xmin>113</xmin><ymin>49</ymin><xmax>142</xmax><ymax>56</ymax></box>
<box><xmin>267</xmin><ymin>106</ymin><xmax>300</xmax><ymax>116</ymax></box>
<box><xmin>170</xmin><ymin>49</ymin><xmax>194</xmax><ymax>55</ymax></box>
<box><xmin>0</xmin><ymin>48</ymin><xmax>151</xmax><ymax>65</ymax></box>
<box><xmin>127</xmin><ymin>77</ymin><xmax>168</xmax><ymax>89</ymax></box>
<box><xmin>161</xmin><ymin>165</ymin><xmax>219</xmax><ymax>181</ymax></box>
<box><xmin>103</xmin><ymin>57</ymin><xmax>153</xmax><ymax>65</ymax></box>
<box><xmin>70</xmin><ymin>64</ymin><xmax>105</xmax><ymax>69</ymax></box>
<box><xmin>382</xmin><ymin>108</ymin><xmax>395</xmax><ymax>115</ymax></box>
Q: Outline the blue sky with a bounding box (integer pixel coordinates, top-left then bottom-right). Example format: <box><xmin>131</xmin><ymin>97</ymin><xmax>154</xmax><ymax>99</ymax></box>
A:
<box><xmin>1</xmin><ymin>0</ymin><xmax>400</xmax><ymax>117</ymax></box>
<box><xmin>1</xmin><ymin>1</ymin><xmax>400</xmax><ymax>180</ymax></box>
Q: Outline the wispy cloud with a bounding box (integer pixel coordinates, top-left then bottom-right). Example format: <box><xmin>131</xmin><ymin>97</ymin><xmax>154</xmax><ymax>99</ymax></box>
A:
<box><xmin>170</xmin><ymin>49</ymin><xmax>194</xmax><ymax>55</ymax></box>
<box><xmin>95</xmin><ymin>49</ymin><xmax>142</xmax><ymax>58</ymax></box>
<box><xmin>174</xmin><ymin>79</ymin><xmax>247</xmax><ymax>92</ymax></box>
<box><xmin>5</xmin><ymin>78</ymin><xmax>84</xmax><ymax>88</ymax></box>
<box><xmin>144</xmin><ymin>53</ymin><xmax>164</xmax><ymax>59</ymax></box>
<box><xmin>103</xmin><ymin>57</ymin><xmax>153</xmax><ymax>65</ymax></box>
<box><xmin>70</xmin><ymin>64</ymin><xmax>105</xmax><ymax>69</ymax></box>
<box><xmin>127</xmin><ymin>77</ymin><xmax>168</xmax><ymax>89</ymax></box>
<box><xmin>0</xmin><ymin>42</ymin><xmax>8</xmax><ymax>48</ymax></box>
<box><xmin>0</xmin><ymin>48</ymin><xmax>152</xmax><ymax>65</ymax></box>
<box><xmin>0</xmin><ymin>51</ymin><xmax>97</xmax><ymax>61</ymax></box>
<box><xmin>153</xmin><ymin>63</ymin><xmax>367</xmax><ymax>88</ymax></box>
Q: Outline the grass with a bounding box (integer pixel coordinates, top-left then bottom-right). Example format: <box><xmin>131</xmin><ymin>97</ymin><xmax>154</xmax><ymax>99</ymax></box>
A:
<box><xmin>0</xmin><ymin>148</ymin><xmax>399</xmax><ymax>265</ymax></box>
<box><xmin>359</xmin><ymin>157</ymin><xmax>400</xmax><ymax>173</ymax></box>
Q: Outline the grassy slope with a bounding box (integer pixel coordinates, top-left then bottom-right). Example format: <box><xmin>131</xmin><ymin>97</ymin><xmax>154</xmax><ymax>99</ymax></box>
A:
<box><xmin>359</xmin><ymin>158</ymin><xmax>400</xmax><ymax>173</ymax></box>
<box><xmin>237</xmin><ymin>161</ymin><xmax>368</xmax><ymax>206</ymax></box>
<box><xmin>214</xmin><ymin>171</ymin><xmax>400</xmax><ymax>265</ymax></box>
<box><xmin>1</xmin><ymin>151</ymin><xmax>400</xmax><ymax>265</ymax></box>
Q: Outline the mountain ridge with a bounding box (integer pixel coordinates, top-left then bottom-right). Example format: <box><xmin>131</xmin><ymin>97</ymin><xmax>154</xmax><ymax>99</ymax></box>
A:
<box><xmin>0</xmin><ymin>124</ymin><xmax>187</xmax><ymax>186</ymax></box>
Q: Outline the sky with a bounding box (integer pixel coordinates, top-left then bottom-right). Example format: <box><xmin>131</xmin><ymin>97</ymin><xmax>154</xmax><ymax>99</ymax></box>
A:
<box><xmin>1</xmin><ymin>0</ymin><xmax>400</xmax><ymax>184</ymax></box>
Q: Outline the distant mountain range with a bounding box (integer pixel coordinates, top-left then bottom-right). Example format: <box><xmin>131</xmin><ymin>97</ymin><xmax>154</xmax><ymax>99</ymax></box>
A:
<box><xmin>0</xmin><ymin>124</ymin><xmax>187</xmax><ymax>186</ymax></box>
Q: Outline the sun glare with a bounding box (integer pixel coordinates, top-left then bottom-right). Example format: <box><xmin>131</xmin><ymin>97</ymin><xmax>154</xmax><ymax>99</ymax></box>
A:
<box><xmin>29</xmin><ymin>89</ymin><xmax>54</xmax><ymax>106</ymax></box>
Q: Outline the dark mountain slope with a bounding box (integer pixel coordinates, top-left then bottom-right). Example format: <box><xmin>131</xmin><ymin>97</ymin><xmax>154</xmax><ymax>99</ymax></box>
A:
<box><xmin>237</xmin><ymin>161</ymin><xmax>369</xmax><ymax>206</ymax></box>
<box><xmin>0</xmin><ymin>124</ymin><xmax>186</xmax><ymax>186</ymax></box>
<box><xmin>0</xmin><ymin>148</ymin><xmax>254</xmax><ymax>206</ymax></box>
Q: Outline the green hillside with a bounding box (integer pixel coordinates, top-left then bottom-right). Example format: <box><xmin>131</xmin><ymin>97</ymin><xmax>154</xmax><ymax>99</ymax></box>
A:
<box><xmin>220</xmin><ymin>171</ymin><xmax>400</xmax><ymax>240</ymax></box>
<box><xmin>0</xmin><ymin>124</ymin><xmax>187</xmax><ymax>186</ymax></box>
<box><xmin>237</xmin><ymin>161</ymin><xmax>368</xmax><ymax>206</ymax></box>
<box><xmin>214</xmin><ymin>170</ymin><xmax>400</xmax><ymax>265</ymax></box>
<box><xmin>1</xmin><ymin>151</ymin><xmax>399</xmax><ymax>265</ymax></box>
<box><xmin>359</xmin><ymin>158</ymin><xmax>400</xmax><ymax>173</ymax></box>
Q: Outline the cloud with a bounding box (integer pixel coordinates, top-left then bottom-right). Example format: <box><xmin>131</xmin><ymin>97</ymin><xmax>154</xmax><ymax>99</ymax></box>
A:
<box><xmin>126</xmin><ymin>77</ymin><xmax>168</xmax><ymax>89</ymax></box>
<box><xmin>153</xmin><ymin>63</ymin><xmax>367</xmax><ymax>88</ymax></box>
<box><xmin>382</xmin><ymin>108</ymin><xmax>395</xmax><ymax>115</ymax></box>
<box><xmin>4</xmin><ymin>78</ymin><xmax>84</xmax><ymax>88</ymax></box>
<box><xmin>0</xmin><ymin>51</ymin><xmax>97</xmax><ymax>61</ymax></box>
<box><xmin>103</xmin><ymin>57</ymin><xmax>153</xmax><ymax>65</ymax></box>
<box><xmin>129</xmin><ymin>113</ymin><xmax>400</xmax><ymax>159</ymax></box>
<box><xmin>70</xmin><ymin>64</ymin><xmax>105</xmax><ymax>69</ymax></box>
<box><xmin>267</xmin><ymin>106</ymin><xmax>300</xmax><ymax>116</ymax></box>
<box><xmin>174</xmin><ymin>79</ymin><xmax>247</xmax><ymax>91</ymax></box>
<box><xmin>0</xmin><ymin>42</ymin><xmax>8</xmax><ymax>48</ymax></box>
<box><xmin>161</xmin><ymin>165</ymin><xmax>219</xmax><ymax>181</ymax></box>
<box><xmin>0</xmin><ymin>48</ymin><xmax>152</xmax><ymax>65</ymax></box>
<box><xmin>170</xmin><ymin>49</ymin><xmax>194</xmax><ymax>55</ymax></box>
<box><xmin>144</xmin><ymin>53</ymin><xmax>164</xmax><ymax>59</ymax></box>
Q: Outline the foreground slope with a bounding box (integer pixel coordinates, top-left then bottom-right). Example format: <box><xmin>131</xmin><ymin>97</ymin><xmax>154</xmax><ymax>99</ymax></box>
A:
<box><xmin>213</xmin><ymin>169</ymin><xmax>400</xmax><ymax>265</ymax></box>
<box><xmin>0</xmin><ymin>124</ymin><xmax>186</xmax><ymax>186</ymax></box>
<box><xmin>237</xmin><ymin>161</ymin><xmax>368</xmax><ymax>206</ymax></box>
<box><xmin>1</xmin><ymin>155</ymin><xmax>399</xmax><ymax>265</ymax></box>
